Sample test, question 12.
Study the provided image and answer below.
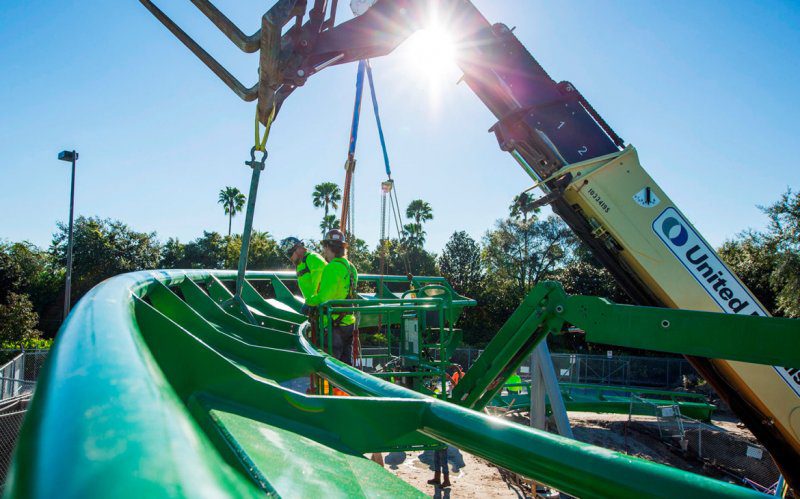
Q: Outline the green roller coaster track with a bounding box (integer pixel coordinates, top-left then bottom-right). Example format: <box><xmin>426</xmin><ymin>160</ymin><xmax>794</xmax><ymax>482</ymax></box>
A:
<box><xmin>8</xmin><ymin>269</ymin><xmax>798</xmax><ymax>497</ymax></box>
<box><xmin>491</xmin><ymin>382</ymin><xmax>718</xmax><ymax>422</ymax></box>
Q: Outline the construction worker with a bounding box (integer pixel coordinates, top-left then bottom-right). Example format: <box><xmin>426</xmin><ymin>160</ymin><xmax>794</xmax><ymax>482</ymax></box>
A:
<box><xmin>427</xmin><ymin>447</ymin><xmax>451</xmax><ymax>489</ymax></box>
<box><xmin>280</xmin><ymin>237</ymin><xmax>326</xmax><ymax>306</ymax></box>
<box><xmin>305</xmin><ymin>229</ymin><xmax>359</xmax><ymax>365</ymax></box>
<box><xmin>447</xmin><ymin>364</ymin><xmax>464</xmax><ymax>387</ymax></box>
<box><xmin>507</xmin><ymin>373</ymin><xmax>523</xmax><ymax>394</ymax></box>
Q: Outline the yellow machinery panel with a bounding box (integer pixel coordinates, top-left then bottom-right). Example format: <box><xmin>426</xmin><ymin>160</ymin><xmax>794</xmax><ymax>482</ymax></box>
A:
<box><xmin>557</xmin><ymin>146</ymin><xmax>800</xmax><ymax>452</ymax></box>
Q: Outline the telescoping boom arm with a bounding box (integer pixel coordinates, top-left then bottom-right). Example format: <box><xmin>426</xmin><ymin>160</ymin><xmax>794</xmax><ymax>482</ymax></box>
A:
<box><xmin>139</xmin><ymin>0</ymin><xmax>800</xmax><ymax>487</ymax></box>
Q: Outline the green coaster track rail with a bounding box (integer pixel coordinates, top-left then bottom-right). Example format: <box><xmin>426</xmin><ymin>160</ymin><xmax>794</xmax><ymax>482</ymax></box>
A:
<box><xmin>9</xmin><ymin>269</ymin><xmax>798</xmax><ymax>497</ymax></box>
<box><xmin>491</xmin><ymin>382</ymin><xmax>718</xmax><ymax>422</ymax></box>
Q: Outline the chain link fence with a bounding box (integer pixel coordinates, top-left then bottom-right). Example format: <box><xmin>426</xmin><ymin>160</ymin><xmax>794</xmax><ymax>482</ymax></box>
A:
<box><xmin>361</xmin><ymin>348</ymin><xmax>698</xmax><ymax>390</ymax></box>
<box><xmin>627</xmin><ymin>396</ymin><xmax>781</xmax><ymax>493</ymax></box>
<box><xmin>551</xmin><ymin>353</ymin><xmax>697</xmax><ymax>389</ymax></box>
<box><xmin>0</xmin><ymin>350</ymin><xmax>48</xmax><ymax>489</ymax></box>
<box><xmin>0</xmin><ymin>350</ymin><xmax>47</xmax><ymax>400</ymax></box>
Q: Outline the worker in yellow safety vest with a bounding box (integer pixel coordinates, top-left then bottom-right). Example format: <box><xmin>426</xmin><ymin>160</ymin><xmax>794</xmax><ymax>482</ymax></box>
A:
<box><xmin>305</xmin><ymin>229</ymin><xmax>359</xmax><ymax>365</ymax></box>
<box><xmin>280</xmin><ymin>237</ymin><xmax>326</xmax><ymax>308</ymax></box>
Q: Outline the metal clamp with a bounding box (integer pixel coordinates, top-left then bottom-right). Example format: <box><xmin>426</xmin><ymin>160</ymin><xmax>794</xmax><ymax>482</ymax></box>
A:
<box><xmin>245</xmin><ymin>146</ymin><xmax>268</xmax><ymax>171</ymax></box>
<box><xmin>138</xmin><ymin>0</ymin><xmax>303</xmax><ymax>122</ymax></box>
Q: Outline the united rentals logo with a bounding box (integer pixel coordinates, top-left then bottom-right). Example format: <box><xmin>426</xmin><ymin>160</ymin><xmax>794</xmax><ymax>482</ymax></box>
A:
<box><xmin>655</xmin><ymin>209</ymin><xmax>763</xmax><ymax>315</ymax></box>
<box><xmin>653</xmin><ymin>207</ymin><xmax>800</xmax><ymax>396</ymax></box>
<box><xmin>660</xmin><ymin>217</ymin><xmax>688</xmax><ymax>246</ymax></box>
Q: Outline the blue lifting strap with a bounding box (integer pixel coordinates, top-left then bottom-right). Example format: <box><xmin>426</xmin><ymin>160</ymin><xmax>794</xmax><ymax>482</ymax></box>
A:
<box><xmin>347</xmin><ymin>60</ymin><xmax>367</xmax><ymax>161</ymax></box>
<box><xmin>346</xmin><ymin>59</ymin><xmax>393</xmax><ymax>179</ymax></box>
<box><xmin>365</xmin><ymin>60</ymin><xmax>392</xmax><ymax>178</ymax></box>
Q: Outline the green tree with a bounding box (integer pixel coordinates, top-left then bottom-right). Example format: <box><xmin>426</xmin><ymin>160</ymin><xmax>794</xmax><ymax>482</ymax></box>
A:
<box><xmin>0</xmin><ymin>246</ymin><xmax>24</xmax><ymax>303</ymax></box>
<box><xmin>718</xmin><ymin>230</ymin><xmax>779</xmax><ymax>313</ymax></box>
<box><xmin>761</xmin><ymin>189</ymin><xmax>800</xmax><ymax>317</ymax></box>
<box><xmin>160</xmin><ymin>238</ymin><xmax>187</xmax><ymax>269</ymax></box>
<box><xmin>160</xmin><ymin>231</ymin><xmax>286</xmax><ymax>271</ymax></box>
<box><xmin>402</xmin><ymin>223</ymin><xmax>426</xmax><ymax>247</ymax></box>
<box><xmin>403</xmin><ymin>199</ymin><xmax>434</xmax><ymax>248</ymax></box>
<box><xmin>439</xmin><ymin>231</ymin><xmax>487</xmax><ymax>346</ymax></box>
<box><xmin>1</xmin><ymin>242</ymin><xmax>58</xmax><ymax>299</ymax></box>
<box><xmin>372</xmin><ymin>240</ymin><xmax>438</xmax><ymax>277</ymax></box>
<box><xmin>218</xmin><ymin>187</ymin><xmax>246</xmax><ymax>237</ymax></box>
<box><xmin>446</xmin><ymin>270</ymin><xmax>524</xmax><ymax>347</ymax></box>
<box><xmin>223</xmin><ymin>231</ymin><xmax>287</xmax><ymax>270</ymax></box>
<box><xmin>0</xmin><ymin>241</ymin><xmax>62</xmax><ymax>336</ymax></box>
<box><xmin>406</xmin><ymin>199</ymin><xmax>433</xmax><ymax>225</ymax></box>
<box><xmin>483</xmin><ymin>215</ymin><xmax>573</xmax><ymax>300</ymax></box>
<box><xmin>555</xmin><ymin>258</ymin><xmax>628</xmax><ymax>303</ymax></box>
<box><xmin>509</xmin><ymin>193</ymin><xmax>539</xmax><ymax>280</ymax></box>
<box><xmin>312</xmin><ymin>182</ymin><xmax>342</xmax><ymax>218</ymax></box>
<box><xmin>50</xmin><ymin>217</ymin><xmax>161</xmax><ymax>304</ymax></box>
<box><xmin>717</xmin><ymin>189</ymin><xmax>800</xmax><ymax>317</ymax></box>
<box><xmin>319</xmin><ymin>214</ymin><xmax>340</xmax><ymax>236</ymax></box>
<box><xmin>346</xmin><ymin>236</ymin><xmax>374</xmax><ymax>275</ymax></box>
<box><xmin>406</xmin><ymin>246</ymin><xmax>438</xmax><ymax>276</ymax></box>
<box><xmin>439</xmin><ymin>231</ymin><xmax>483</xmax><ymax>296</ymax></box>
<box><xmin>0</xmin><ymin>292</ymin><xmax>42</xmax><ymax>348</ymax></box>
<box><xmin>181</xmin><ymin>231</ymin><xmax>228</xmax><ymax>269</ymax></box>
<box><xmin>509</xmin><ymin>192</ymin><xmax>539</xmax><ymax>223</ymax></box>
<box><xmin>771</xmin><ymin>251</ymin><xmax>800</xmax><ymax>317</ymax></box>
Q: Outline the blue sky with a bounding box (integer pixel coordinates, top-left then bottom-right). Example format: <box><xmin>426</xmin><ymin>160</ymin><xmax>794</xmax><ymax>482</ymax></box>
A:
<box><xmin>1</xmin><ymin>0</ymin><xmax>798</xmax><ymax>254</ymax></box>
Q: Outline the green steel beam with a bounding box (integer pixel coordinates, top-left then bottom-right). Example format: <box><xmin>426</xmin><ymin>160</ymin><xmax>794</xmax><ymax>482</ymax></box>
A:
<box><xmin>492</xmin><ymin>382</ymin><xmax>717</xmax><ymax>421</ymax></box>
<box><xmin>558</xmin><ymin>383</ymin><xmax>709</xmax><ymax>401</ymax></box>
<box><xmin>178</xmin><ymin>278</ymin><xmax>296</xmax><ymax>337</ymax></box>
<box><xmin>561</xmin><ymin>294</ymin><xmax>800</xmax><ymax>368</ymax></box>
<box><xmin>239</xmin><ymin>278</ymin><xmax>306</xmax><ymax>324</ymax></box>
<box><xmin>451</xmin><ymin>282</ymin><xmax>565</xmax><ymax>409</ymax></box>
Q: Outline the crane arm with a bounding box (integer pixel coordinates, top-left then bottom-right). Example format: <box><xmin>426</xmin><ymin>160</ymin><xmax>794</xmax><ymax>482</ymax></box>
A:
<box><xmin>139</xmin><ymin>0</ymin><xmax>800</xmax><ymax>488</ymax></box>
<box><xmin>292</xmin><ymin>4</ymin><xmax>800</xmax><ymax>484</ymax></box>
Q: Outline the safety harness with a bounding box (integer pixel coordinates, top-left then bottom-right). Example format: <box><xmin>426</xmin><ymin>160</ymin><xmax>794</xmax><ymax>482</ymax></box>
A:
<box><xmin>329</xmin><ymin>258</ymin><xmax>358</xmax><ymax>326</ymax></box>
<box><xmin>296</xmin><ymin>254</ymin><xmax>311</xmax><ymax>278</ymax></box>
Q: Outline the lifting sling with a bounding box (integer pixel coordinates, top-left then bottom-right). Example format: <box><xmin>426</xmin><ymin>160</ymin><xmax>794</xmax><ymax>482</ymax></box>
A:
<box><xmin>338</xmin><ymin>59</ymin><xmax>415</xmax><ymax>365</ymax></box>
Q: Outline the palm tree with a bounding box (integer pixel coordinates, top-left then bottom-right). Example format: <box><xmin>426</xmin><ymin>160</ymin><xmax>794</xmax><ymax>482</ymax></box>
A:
<box><xmin>406</xmin><ymin>199</ymin><xmax>433</xmax><ymax>225</ymax></box>
<box><xmin>320</xmin><ymin>214</ymin><xmax>340</xmax><ymax>236</ymax></box>
<box><xmin>218</xmin><ymin>186</ymin><xmax>246</xmax><ymax>237</ymax></box>
<box><xmin>402</xmin><ymin>223</ymin><xmax>426</xmax><ymax>247</ymax></box>
<box><xmin>509</xmin><ymin>192</ymin><xmax>540</xmax><ymax>291</ymax></box>
<box><xmin>509</xmin><ymin>192</ymin><xmax>539</xmax><ymax>223</ymax></box>
<box><xmin>403</xmin><ymin>199</ymin><xmax>432</xmax><ymax>248</ymax></box>
<box><xmin>312</xmin><ymin>182</ymin><xmax>342</xmax><ymax>217</ymax></box>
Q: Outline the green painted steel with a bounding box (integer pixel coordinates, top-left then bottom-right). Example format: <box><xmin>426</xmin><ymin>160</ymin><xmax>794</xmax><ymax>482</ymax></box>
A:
<box><xmin>452</xmin><ymin>281</ymin><xmax>800</xmax><ymax>413</ymax></box>
<box><xmin>452</xmin><ymin>282</ymin><xmax>564</xmax><ymax>409</ymax></box>
<box><xmin>561</xmin><ymin>295</ymin><xmax>800</xmax><ymax>367</ymax></box>
<box><xmin>7</xmin><ymin>271</ymin><xmax>772</xmax><ymax>498</ymax></box>
<box><xmin>491</xmin><ymin>382</ymin><xmax>717</xmax><ymax>421</ymax></box>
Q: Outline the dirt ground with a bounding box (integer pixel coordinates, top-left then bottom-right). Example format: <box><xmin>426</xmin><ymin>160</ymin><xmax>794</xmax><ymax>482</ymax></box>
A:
<box><xmin>564</xmin><ymin>412</ymin><xmax>711</xmax><ymax>475</ymax></box>
<box><xmin>387</xmin><ymin>410</ymin><xmax>752</xmax><ymax>497</ymax></box>
<box><xmin>384</xmin><ymin>446</ymin><xmax>527</xmax><ymax>498</ymax></box>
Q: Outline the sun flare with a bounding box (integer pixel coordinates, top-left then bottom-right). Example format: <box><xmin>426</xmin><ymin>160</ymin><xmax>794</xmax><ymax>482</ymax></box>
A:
<box><xmin>403</xmin><ymin>26</ymin><xmax>457</xmax><ymax>84</ymax></box>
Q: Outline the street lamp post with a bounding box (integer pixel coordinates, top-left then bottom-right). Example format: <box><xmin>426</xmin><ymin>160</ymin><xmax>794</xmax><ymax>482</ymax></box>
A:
<box><xmin>58</xmin><ymin>150</ymin><xmax>79</xmax><ymax>320</ymax></box>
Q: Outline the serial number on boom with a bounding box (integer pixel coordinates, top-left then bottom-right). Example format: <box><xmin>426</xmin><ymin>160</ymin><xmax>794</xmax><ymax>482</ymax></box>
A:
<box><xmin>587</xmin><ymin>188</ymin><xmax>610</xmax><ymax>213</ymax></box>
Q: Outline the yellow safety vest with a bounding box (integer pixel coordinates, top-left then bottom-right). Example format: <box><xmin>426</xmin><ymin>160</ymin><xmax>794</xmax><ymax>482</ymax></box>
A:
<box><xmin>296</xmin><ymin>251</ymin><xmax>326</xmax><ymax>300</ymax></box>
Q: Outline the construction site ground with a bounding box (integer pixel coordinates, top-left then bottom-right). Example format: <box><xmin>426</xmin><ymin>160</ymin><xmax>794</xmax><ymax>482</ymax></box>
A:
<box><xmin>385</xmin><ymin>410</ymin><xmax>753</xmax><ymax>498</ymax></box>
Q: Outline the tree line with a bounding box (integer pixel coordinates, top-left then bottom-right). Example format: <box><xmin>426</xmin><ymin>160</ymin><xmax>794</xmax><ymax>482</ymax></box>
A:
<box><xmin>1</xmin><ymin>187</ymin><xmax>797</xmax><ymax>350</ymax></box>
